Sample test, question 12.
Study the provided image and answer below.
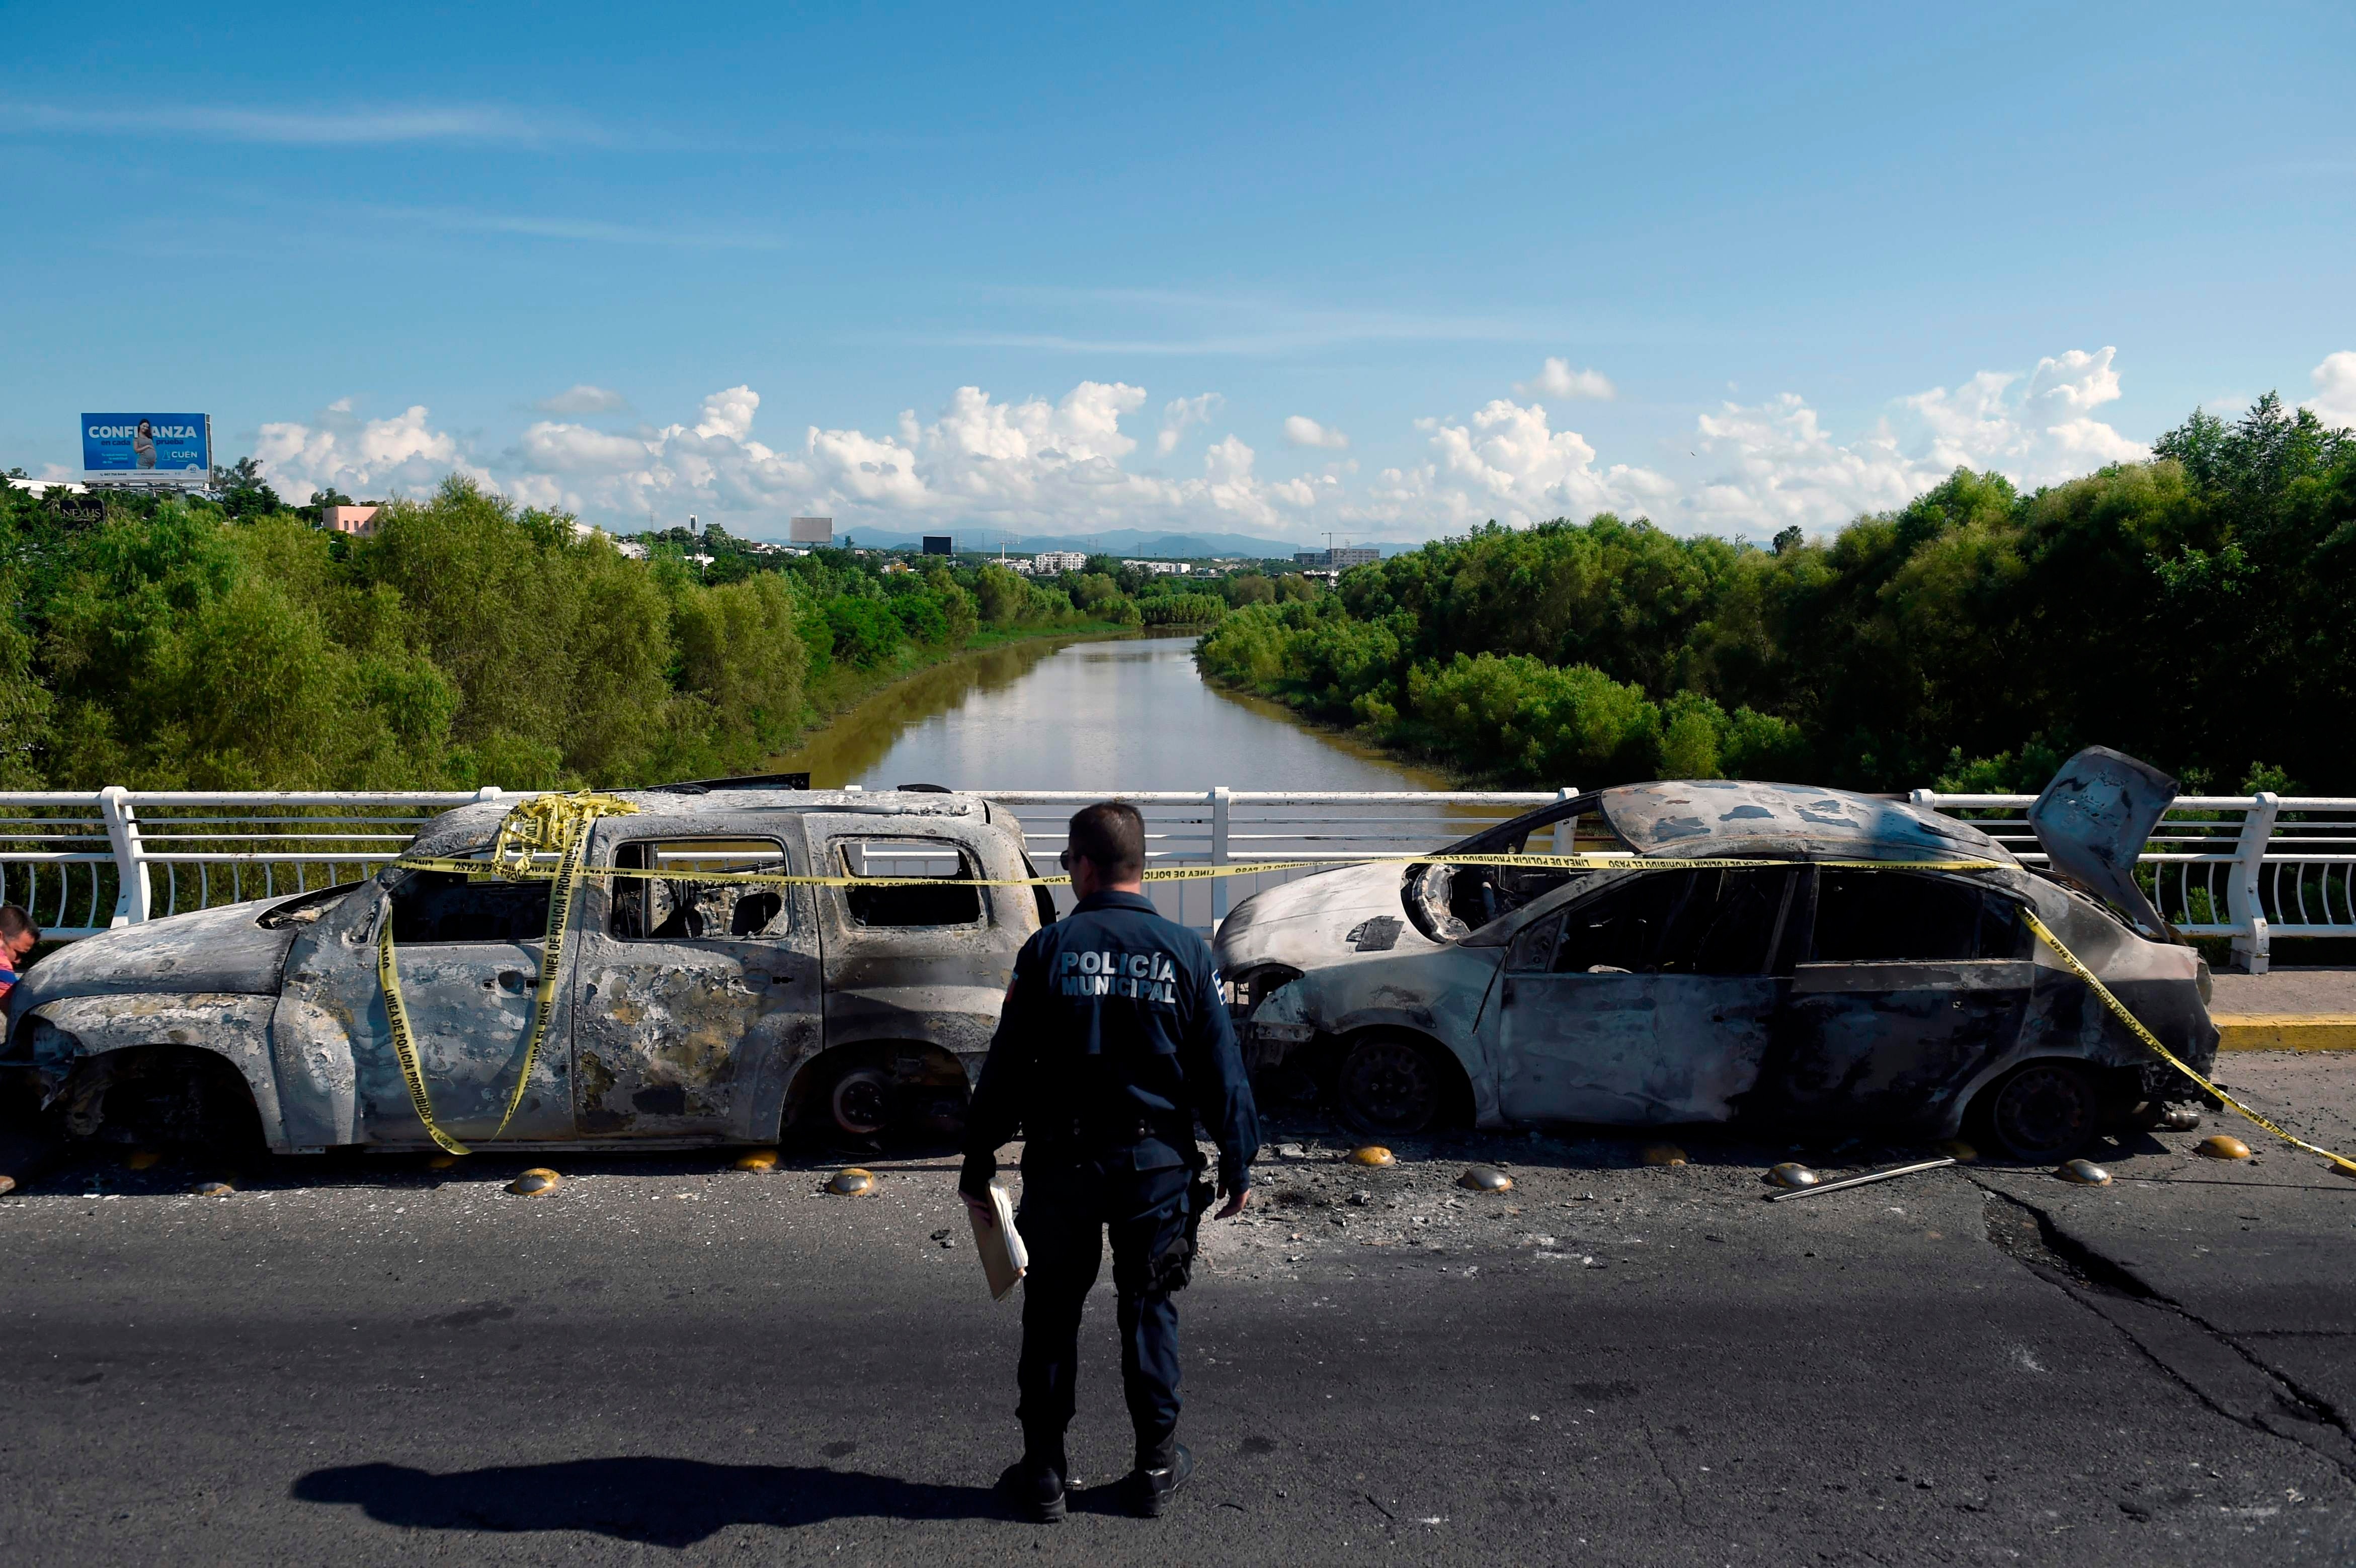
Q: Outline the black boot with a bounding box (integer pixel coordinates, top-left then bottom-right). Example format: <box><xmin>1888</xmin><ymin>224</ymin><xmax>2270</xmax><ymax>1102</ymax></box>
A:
<box><xmin>998</xmin><ymin>1450</ymin><xmax>1067</xmax><ymax>1524</ymax></box>
<box><xmin>1128</xmin><ymin>1442</ymin><xmax>1192</xmax><ymax>1518</ymax></box>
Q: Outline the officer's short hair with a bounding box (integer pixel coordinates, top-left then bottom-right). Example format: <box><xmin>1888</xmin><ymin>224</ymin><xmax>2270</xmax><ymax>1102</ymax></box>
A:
<box><xmin>1067</xmin><ymin>802</ymin><xmax>1146</xmax><ymax>881</ymax></box>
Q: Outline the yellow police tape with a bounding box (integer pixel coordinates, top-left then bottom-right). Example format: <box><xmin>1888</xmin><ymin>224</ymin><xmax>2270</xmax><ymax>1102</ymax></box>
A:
<box><xmin>374</xmin><ymin>793</ymin><xmax>2356</xmax><ymax>1178</ymax></box>
<box><xmin>2018</xmin><ymin>910</ymin><xmax>2356</xmax><ymax>1179</ymax></box>
<box><xmin>378</xmin><ymin>791</ymin><xmax>640</xmax><ymax>1156</ymax></box>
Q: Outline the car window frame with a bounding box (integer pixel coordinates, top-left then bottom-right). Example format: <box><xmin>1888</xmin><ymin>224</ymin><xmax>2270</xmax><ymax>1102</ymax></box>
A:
<box><xmin>1801</xmin><ymin>867</ymin><xmax>2033</xmax><ymax>965</ymax></box>
<box><xmin>830</xmin><ymin>833</ymin><xmax>991</xmax><ymax>931</ymax></box>
<box><xmin>603</xmin><ymin>833</ymin><xmax>798</xmax><ymax>944</ymax></box>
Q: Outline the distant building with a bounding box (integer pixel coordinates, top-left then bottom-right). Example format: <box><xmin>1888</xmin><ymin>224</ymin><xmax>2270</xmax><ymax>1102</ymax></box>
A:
<box><xmin>1122</xmin><ymin>558</ymin><xmax>1191</xmax><ymax>574</ymax></box>
<box><xmin>790</xmin><ymin>516</ymin><xmax>835</xmax><ymax>545</ymax></box>
<box><xmin>322</xmin><ymin>503</ymin><xmax>381</xmax><ymax>536</ymax></box>
<box><xmin>922</xmin><ymin>535</ymin><xmax>954</xmax><ymax>556</ymax></box>
<box><xmin>1293</xmin><ymin>546</ymin><xmax>1378</xmax><ymax>568</ymax></box>
<box><xmin>1033</xmin><ymin>550</ymin><xmax>1089</xmax><ymax>573</ymax></box>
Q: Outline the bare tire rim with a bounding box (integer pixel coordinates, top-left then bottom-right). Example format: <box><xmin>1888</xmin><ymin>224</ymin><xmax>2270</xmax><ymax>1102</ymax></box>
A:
<box><xmin>1991</xmin><ymin>1063</ymin><xmax>2096</xmax><ymax>1162</ymax></box>
<box><xmin>1338</xmin><ymin>1039</ymin><xmax>1439</xmax><ymax>1135</ymax></box>
<box><xmin>831</xmin><ymin>1068</ymin><xmax>890</xmax><ymax>1136</ymax></box>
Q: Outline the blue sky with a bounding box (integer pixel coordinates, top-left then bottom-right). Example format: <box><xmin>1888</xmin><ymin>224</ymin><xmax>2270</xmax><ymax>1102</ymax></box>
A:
<box><xmin>5</xmin><ymin>2</ymin><xmax>2351</xmax><ymax>545</ymax></box>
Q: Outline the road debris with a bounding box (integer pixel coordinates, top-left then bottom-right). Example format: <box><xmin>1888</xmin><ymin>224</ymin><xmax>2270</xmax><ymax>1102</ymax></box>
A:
<box><xmin>2160</xmin><ymin>1107</ymin><xmax>2202</xmax><ymax>1131</ymax></box>
<box><xmin>1765</xmin><ymin>1156</ymin><xmax>1956</xmax><ymax>1203</ymax></box>
<box><xmin>507</xmin><ymin>1167</ymin><xmax>561</xmax><ymax>1196</ymax></box>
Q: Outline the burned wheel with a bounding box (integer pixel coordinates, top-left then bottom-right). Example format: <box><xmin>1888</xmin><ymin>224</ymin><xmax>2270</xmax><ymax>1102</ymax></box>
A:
<box><xmin>830</xmin><ymin>1067</ymin><xmax>891</xmax><ymax>1136</ymax></box>
<box><xmin>1335</xmin><ymin>1035</ymin><xmax>1443</xmax><ymax>1137</ymax></box>
<box><xmin>1986</xmin><ymin>1061</ymin><xmax>2099</xmax><ymax>1162</ymax></box>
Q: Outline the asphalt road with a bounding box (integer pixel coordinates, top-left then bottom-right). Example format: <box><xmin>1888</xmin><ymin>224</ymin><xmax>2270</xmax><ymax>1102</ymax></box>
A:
<box><xmin>5</xmin><ymin>1055</ymin><xmax>2355</xmax><ymax>1566</ymax></box>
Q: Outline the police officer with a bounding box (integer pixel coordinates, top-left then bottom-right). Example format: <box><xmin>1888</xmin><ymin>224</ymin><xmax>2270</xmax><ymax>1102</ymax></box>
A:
<box><xmin>960</xmin><ymin>801</ymin><xmax>1261</xmax><ymax>1522</ymax></box>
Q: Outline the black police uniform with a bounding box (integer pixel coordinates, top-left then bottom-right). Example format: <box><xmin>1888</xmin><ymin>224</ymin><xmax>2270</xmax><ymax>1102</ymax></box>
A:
<box><xmin>960</xmin><ymin>888</ymin><xmax>1261</xmax><ymax>1471</ymax></box>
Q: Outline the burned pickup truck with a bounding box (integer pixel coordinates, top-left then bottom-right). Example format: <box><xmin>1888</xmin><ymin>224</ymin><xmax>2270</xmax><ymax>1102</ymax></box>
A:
<box><xmin>1216</xmin><ymin>749</ymin><xmax>2216</xmax><ymax>1161</ymax></box>
<box><xmin>2</xmin><ymin>788</ymin><xmax>1050</xmax><ymax>1155</ymax></box>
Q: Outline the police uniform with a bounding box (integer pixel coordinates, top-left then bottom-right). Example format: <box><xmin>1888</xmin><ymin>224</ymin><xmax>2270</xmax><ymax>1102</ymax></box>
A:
<box><xmin>960</xmin><ymin>888</ymin><xmax>1261</xmax><ymax>1474</ymax></box>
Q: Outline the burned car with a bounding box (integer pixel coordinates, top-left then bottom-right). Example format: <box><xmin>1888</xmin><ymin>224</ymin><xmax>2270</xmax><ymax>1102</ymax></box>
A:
<box><xmin>2</xmin><ymin>788</ymin><xmax>1051</xmax><ymax>1156</ymax></box>
<box><xmin>1216</xmin><ymin>749</ymin><xmax>2216</xmax><ymax>1161</ymax></box>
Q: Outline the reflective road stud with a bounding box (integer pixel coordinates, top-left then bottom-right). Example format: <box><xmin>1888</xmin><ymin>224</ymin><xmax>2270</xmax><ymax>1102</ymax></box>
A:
<box><xmin>1458</xmin><ymin>1167</ymin><xmax>1514</xmax><ymax>1192</ymax></box>
<box><xmin>1767</xmin><ymin>1163</ymin><xmax>1821</xmax><ymax>1189</ymax></box>
<box><xmin>2198</xmin><ymin>1135</ymin><xmax>2253</xmax><ymax>1160</ymax></box>
<box><xmin>508</xmin><ymin>1168</ymin><xmax>562</xmax><ymax>1196</ymax></box>
<box><xmin>1348</xmin><ymin>1146</ymin><xmax>1396</xmax><ymax>1168</ymax></box>
<box><xmin>734</xmin><ymin>1148</ymin><xmax>780</xmax><ymax>1173</ymax></box>
<box><xmin>2058</xmin><ymin>1159</ymin><xmax>2112</xmax><ymax>1185</ymax></box>
<box><xmin>126</xmin><ymin>1150</ymin><xmax>160</xmax><ymax>1171</ymax></box>
<box><xmin>1642</xmin><ymin>1144</ymin><xmax>1688</xmax><ymax>1167</ymax></box>
<box><xmin>827</xmin><ymin>1168</ymin><xmax>878</xmax><ymax>1195</ymax></box>
<box><xmin>194</xmin><ymin>1180</ymin><xmax>234</xmax><ymax>1198</ymax></box>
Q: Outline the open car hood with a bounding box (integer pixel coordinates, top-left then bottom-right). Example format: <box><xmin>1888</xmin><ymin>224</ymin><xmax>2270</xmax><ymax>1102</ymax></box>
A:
<box><xmin>2029</xmin><ymin>746</ymin><xmax>2178</xmax><ymax>936</ymax></box>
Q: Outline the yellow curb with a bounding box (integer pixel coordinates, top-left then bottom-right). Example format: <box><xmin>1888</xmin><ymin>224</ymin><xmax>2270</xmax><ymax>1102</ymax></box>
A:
<box><xmin>2214</xmin><ymin>1016</ymin><xmax>2356</xmax><ymax>1052</ymax></box>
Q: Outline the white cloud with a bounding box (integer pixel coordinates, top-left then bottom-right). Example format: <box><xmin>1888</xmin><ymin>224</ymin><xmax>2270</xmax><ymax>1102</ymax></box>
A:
<box><xmin>8</xmin><ymin>101</ymin><xmax>605</xmax><ymax>146</ymax></box>
<box><xmin>254</xmin><ymin>402</ymin><xmax>477</xmax><ymax>501</ymax></box>
<box><xmin>246</xmin><ymin>346</ymin><xmax>2272</xmax><ymax>546</ymax></box>
<box><xmin>1156</xmin><ymin>393</ymin><xmax>1222</xmax><ymax>455</ymax></box>
<box><xmin>535</xmin><ymin>384</ymin><xmax>629</xmax><ymax>415</ymax></box>
<box><xmin>1514</xmin><ymin>358</ymin><xmax>1616</xmax><ymax>400</ymax></box>
<box><xmin>1685</xmin><ymin>346</ymin><xmax>2147</xmax><ymax>532</ymax></box>
<box><xmin>2308</xmin><ymin>351</ymin><xmax>2356</xmax><ymax>427</ymax></box>
<box><xmin>1283</xmin><ymin>415</ymin><xmax>1349</xmax><ymax>450</ymax></box>
<box><xmin>1358</xmin><ymin>399</ymin><xmax>1668</xmax><ymax>530</ymax></box>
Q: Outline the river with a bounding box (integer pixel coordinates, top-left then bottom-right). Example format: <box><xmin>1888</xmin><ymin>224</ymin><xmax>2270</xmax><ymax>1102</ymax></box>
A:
<box><xmin>774</xmin><ymin>633</ymin><xmax>1445</xmax><ymax>791</ymax></box>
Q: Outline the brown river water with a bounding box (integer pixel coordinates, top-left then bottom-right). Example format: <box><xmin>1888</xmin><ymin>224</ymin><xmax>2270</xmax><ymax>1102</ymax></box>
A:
<box><xmin>773</xmin><ymin>633</ymin><xmax>1447</xmax><ymax>792</ymax></box>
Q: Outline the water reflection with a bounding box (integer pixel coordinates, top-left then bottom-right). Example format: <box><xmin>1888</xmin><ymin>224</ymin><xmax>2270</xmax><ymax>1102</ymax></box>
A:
<box><xmin>775</xmin><ymin>635</ymin><xmax>1445</xmax><ymax>790</ymax></box>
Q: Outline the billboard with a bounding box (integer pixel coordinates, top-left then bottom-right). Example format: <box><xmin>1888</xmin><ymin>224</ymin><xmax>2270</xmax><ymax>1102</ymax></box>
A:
<box><xmin>83</xmin><ymin>414</ymin><xmax>211</xmax><ymax>475</ymax></box>
<box><xmin>922</xmin><ymin>535</ymin><xmax>953</xmax><ymax>555</ymax></box>
<box><xmin>789</xmin><ymin>516</ymin><xmax>834</xmax><ymax>544</ymax></box>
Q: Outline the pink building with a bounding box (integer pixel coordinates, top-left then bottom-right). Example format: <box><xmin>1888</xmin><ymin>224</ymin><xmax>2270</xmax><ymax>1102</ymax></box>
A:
<box><xmin>321</xmin><ymin>504</ymin><xmax>380</xmax><ymax>536</ymax></box>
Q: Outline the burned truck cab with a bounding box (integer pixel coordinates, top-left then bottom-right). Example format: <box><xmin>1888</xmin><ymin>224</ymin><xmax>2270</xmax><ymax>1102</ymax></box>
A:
<box><xmin>5</xmin><ymin>787</ymin><xmax>1043</xmax><ymax>1157</ymax></box>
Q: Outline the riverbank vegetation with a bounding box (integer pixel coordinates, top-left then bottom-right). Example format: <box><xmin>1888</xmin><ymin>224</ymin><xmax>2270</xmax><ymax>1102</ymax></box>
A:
<box><xmin>0</xmin><ymin>477</ymin><xmax>1144</xmax><ymax>789</ymax></box>
<box><xmin>1197</xmin><ymin>394</ymin><xmax>2356</xmax><ymax>793</ymax></box>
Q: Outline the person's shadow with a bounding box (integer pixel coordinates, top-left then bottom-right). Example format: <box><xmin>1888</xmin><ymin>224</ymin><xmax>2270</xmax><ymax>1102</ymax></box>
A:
<box><xmin>294</xmin><ymin>1457</ymin><xmax>1001</xmax><ymax>1546</ymax></box>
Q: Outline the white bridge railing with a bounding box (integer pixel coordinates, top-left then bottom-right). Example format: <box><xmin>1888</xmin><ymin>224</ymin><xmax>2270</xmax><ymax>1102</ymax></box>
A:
<box><xmin>0</xmin><ymin>786</ymin><xmax>2345</xmax><ymax>972</ymax></box>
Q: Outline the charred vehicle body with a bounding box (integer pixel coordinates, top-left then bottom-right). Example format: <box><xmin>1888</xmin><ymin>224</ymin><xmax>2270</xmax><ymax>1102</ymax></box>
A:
<box><xmin>2</xmin><ymin>789</ymin><xmax>1052</xmax><ymax>1154</ymax></box>
<box><xmin>1216</xmin><ymin>749</ymin><xmax>2215</xmax><ymax>1161</ymax></box>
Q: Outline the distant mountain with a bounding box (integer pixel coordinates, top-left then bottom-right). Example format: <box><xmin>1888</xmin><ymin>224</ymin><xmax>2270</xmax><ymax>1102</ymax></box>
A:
<box><xmin>747</xmin><ymin>525</ymin><xmax>1423</xmax><ymax>560</ymax></box>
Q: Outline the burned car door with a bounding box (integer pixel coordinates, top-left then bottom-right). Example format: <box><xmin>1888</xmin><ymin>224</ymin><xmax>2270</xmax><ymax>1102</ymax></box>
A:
<box><xmin>276</xmin><ymin>867</ymin><xmax>577</xmax><ymax>1145</ymax></box>
<box><xmin>1755</xmin><ymin>869</ymin><xmax>2034</xmax><ymax>1130</ymax></box>
<box><xmin>799</xmin><ymin>811</ymin><xmax>1018</xmax><ymax>1078</ymax></box>
<box><xmin>567</xmin><ymin>828</ymin><xmax>823</xmax><ymax>1140</ymax></box>
<box><xmin>1489</xmin><ymin>868</ymin><xmax>1794</xmax><ymax>1125</ymax></box>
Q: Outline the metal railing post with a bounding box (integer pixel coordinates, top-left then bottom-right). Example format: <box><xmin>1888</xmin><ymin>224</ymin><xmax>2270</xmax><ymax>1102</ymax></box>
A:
<box><xmin>98</xmin><ymin>785</ymin><xmax>151</xmax><ymax>927</ymax></box>
<box><xmin>1552</xmin><ymin>785</ymin><xmax>1579</xmax><ymax>854</ymax></box>
<box><xmin>2228</xmin><ymin>791</ymin><xmax>2280</xmax><ymax>974</ymax></box>
<box><xmin>1209</xmin><ymin>787</ymin><xmax>1232</xmax><ymax>930</ymax></box>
